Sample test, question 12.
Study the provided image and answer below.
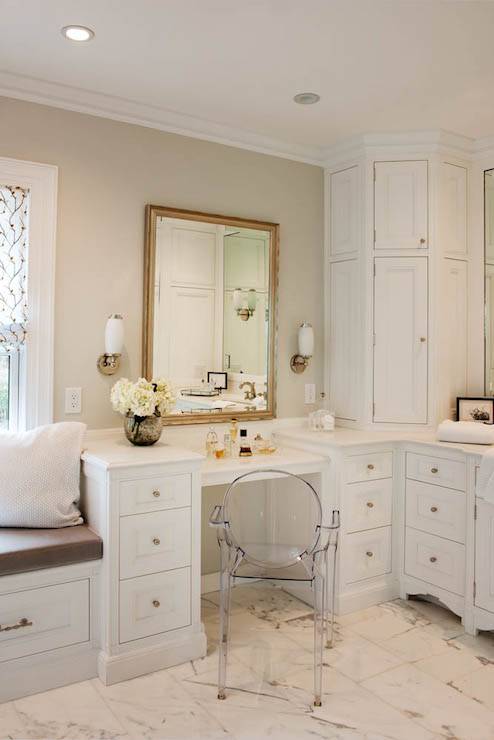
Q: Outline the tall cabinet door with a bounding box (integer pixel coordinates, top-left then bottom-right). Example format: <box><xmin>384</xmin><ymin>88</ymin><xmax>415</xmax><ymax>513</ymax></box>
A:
<box><xmin>329</xmin><ymin>260</ymin><xmax>359</xmax><ymax>420</ymax></box>
<box><xmin>475</xmin><ymin>500</ymin><xmax>494</xmax><ymax>613</ymax></box>
<box><xmin>373</xmin><ymin>257</ymin><xmax>428</xmax><ymax>423</ymax></box>
<box><xmin>375</xmin><ymin>161</ymin><xmax>428</xmax><ymax>250</ymax></box>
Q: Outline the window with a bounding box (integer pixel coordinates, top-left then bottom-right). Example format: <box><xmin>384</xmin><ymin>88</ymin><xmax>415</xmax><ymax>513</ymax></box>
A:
<box><xmin>0</xmin><ymin>159</ymin><xmax>57</xmax><ymax>431</ymax></box>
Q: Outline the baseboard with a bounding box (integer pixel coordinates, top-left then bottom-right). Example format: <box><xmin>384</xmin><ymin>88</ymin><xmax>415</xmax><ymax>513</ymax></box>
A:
<box><xmin>337</xmin><ymin>582</ymin><xmax>400</xmax><ymax>615</ymax></box>
<box><xmin>98</xmin><ymin>631</ymin><xmax>207</xmax><ymax>685</ymax></box>
<box><xmin>0</xmin><ymin>644</ymin><xmax>98</xmax><ymax>703</ymax></box>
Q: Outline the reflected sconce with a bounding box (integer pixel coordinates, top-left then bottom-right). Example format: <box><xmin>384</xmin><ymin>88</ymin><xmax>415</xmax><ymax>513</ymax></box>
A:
<box><xmin>233</xmin><ymin>288</ymin><xmax>256</xmax><ymax>321</ymax></box>
<box><xmin>97</xmin><ymin>314</ymin><xmax>124</xmax><ymax>375</ymax></box>
<box><xmin>290</xmin><ymin>322</ymin><xmax>314</xmax><ymax>373</ymax></box>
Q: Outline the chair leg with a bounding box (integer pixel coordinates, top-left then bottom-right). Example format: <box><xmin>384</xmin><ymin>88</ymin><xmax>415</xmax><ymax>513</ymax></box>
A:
<box><xmin>218</xmin><ymin>544</ymin><xmax>232</xmax><ymax>700</ymax></box>
<box><xmin>325</xmin><ymin>546</ymin><xmax>337</xmax><ymax>648</ymax></box>
<box><xmin>313</xmin><ymin>571</ymin><xmax>325</xmax><ymax>707</ymax></box>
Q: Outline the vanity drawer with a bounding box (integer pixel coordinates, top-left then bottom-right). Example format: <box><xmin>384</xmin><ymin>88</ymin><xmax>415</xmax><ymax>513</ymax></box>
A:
<box><xmin>405</xmin><ymin>528</ymin><xmax>465</xmax><ymax>596</ymax></box>
<box><xmin>120</xmin><ymin>508</ymin><xmax>191</xmax><ymax>579</ymax></box>
<box><xmin>0</xmin><ymin>580</ymin><xmax>89</xmax><ymax>663</ymax></box>
<box><xmin>406</xmin><ymin>453</ymin><xmax>466</xmax><ymax>491</ymax></box>
<box><xmin>119</xmin><ymin>474</ymin><xmax>191</xmax><ymax>516</ymax></box>
<box><xmin>119</xmin><ymin>567</ymin><xmax>191</xmax><ymax>643</ymax></box>
<box><xmin>343</xmin><ymin>527</ymin><xmax>391</xmax><ymax>584</ymax></box>
<box><xmin>344</xmin><ymin>452</ymin><xmax>393</xmax><ymax>484</ymax></box>
<box><xmin>406</xmin><ymin>480</ymin><xmax>466</xmax><ymax>544</ymax></box>
<box><xmin>345</xmin><ymin>479</ymin><xmax>393</xmax><ymax>533</ymax></box>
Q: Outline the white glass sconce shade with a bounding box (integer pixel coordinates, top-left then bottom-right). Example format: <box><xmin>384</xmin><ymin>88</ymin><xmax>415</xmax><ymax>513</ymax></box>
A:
<box><xmin>105</xmin><ymin>314</ymin><xmax>124</xmax><ymax>354</ymax></box>
<box><xmin>233</xmin><ymin>289</ymin><xmax>244</xmax><ymax>310</ymax></box>
<box><xmin>247</xmin><ymin>289</ymin><xmax>257</xmax><ymax>311</ymax></box>
<box><xmin>298</xmin><ymin>322</ymin><xmax>314</xmax><ymax>358</ymax></box>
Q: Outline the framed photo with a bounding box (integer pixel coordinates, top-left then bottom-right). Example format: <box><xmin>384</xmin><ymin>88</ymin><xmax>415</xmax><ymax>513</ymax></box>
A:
<box><xmin>456</xmin><ymin>397</ymin><xmax>494</xmax><ymax>424</ymax></box>
<box><xmin>208</xmin><ymin>371</ymin><xmax>228</xmax><ymax>391</ymax></box>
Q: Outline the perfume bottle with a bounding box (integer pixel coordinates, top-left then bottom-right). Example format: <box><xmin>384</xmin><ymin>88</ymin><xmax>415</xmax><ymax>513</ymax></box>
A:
<box><xmin>205</xmin><ymin>427</ymin><xmax>218</xmax><ymax>457</ymax></box>
<box><xmin>230</xmin><ymin>418</ymin><xmax>238</xmax><ymax>444</ymax></box>
<box><xmin>239</xmin><ymin>428</ymin><xmax>253</xmax><ymax>457</ymax></box>
<box><xmin>223</xmin><ymin>433</ymin><xmax>233</xmax><ymax>457</ymax></box>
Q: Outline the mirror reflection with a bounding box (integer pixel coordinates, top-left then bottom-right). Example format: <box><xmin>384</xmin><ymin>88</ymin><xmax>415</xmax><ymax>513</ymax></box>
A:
<box><xmin>486</xmin><ymin>170</ymin><xmax>494</xmax><ymax>393</ymax></box>
<box><xmin>144</xmin><ymin>208</ymin><xmax>277</xmax><ymax>422</ymax></box>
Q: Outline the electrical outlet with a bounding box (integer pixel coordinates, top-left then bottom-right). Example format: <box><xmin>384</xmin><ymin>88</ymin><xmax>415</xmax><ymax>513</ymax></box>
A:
<box><xmin>65</xmin><ymin>387</ymin><xmax>82</xmax><ymax>414</ymax></box>
<box><xmin>305</xmin><ymin>383</ymin><xmax>316</xmax><ymax>405</ymax></box>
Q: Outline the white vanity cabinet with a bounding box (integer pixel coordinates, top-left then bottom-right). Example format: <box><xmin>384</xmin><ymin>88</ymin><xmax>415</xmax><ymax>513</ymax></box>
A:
<box><xmin>81</xmin><ymin>438</ymin><xmax>206</xmax><ymax>685</ymax></box>
<box><xmin>474</xmin><ymin>500</ymin><xmax>494</xmax><ymax>622</ymax></box>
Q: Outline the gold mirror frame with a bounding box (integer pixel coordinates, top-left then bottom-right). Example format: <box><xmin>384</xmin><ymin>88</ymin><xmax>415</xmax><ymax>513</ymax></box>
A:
<box><xmin>143</xmin><ymin>205</ymin><xmax>279</xmax><ymax>425</ymax></box>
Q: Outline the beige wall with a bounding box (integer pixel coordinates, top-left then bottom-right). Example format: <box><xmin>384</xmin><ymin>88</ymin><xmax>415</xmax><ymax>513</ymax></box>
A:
<box><xmin>0</xmin><ymin>96</ymin><xmax>323</xmax><ymax>428</ymax></box>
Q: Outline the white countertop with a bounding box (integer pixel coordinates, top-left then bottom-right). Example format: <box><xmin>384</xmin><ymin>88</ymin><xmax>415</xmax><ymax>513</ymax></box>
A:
<box><xmin>81</xmin><ymin>432</ymin><xmax>204</xmax><ymax>470</ymax></box>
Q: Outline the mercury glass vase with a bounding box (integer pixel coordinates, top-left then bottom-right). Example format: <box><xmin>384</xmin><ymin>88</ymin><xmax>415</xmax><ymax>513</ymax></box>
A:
<box><xmin>124</xmin><ymin>413</ymin><xmax>162</xmax><ymax>446</ymax></box>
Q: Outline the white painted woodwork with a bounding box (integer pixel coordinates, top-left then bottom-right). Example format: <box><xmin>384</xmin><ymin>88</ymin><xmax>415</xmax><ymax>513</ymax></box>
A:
<box><xmin>345</xmin><ymin>479</ymin><xmax>393</xmax><ymax>533</ymax></box>
<box><xmin>475</xmin><ymin>500</ymin><xmax>494</xmax><ymax>613</ymax></box>
<box><xmin>373</xmin><ymin>257</ymin><xmax>428</xmax><ymax>423</ymax></box>
<box><xmin>0</xmin><ymin>579</ymin><xmax>89</xmax><ymax>663</ymax></box>
<box><xmin>119</xmin><ymin>567</ymin><xmax>191</xmax><ymax>643</ymax></box>
<box><xmin>328</xmin><ymin>259</ymin><xmax>359</xmax><ymax>421</ymax></box>
<box><xmin>166</xmin><ymin>219</ymin><xmax>218</xmax><ymax>287</ymax></box>
<box><xmin>406</xmin><ymin>480</ymin><xmax>466</xmax><ymax>544</ymax></box>
<box><xmin>440</xmin><ymin>163</ymin><xmax>467</xmax><ymax>256</ymax></box>
<box><xmin>440</xmin><ymin>259</ymin><xmax>468</xmax><ymax>417</ymax></box>
<box><xmin>405</xmin><ymin>527</ymin><xmax>465</xmax><ymax>596</ymax></box>
<box><xmin>223</xmin><ymin>230</ymin><xmax>268</xmax><ymax>291</ymax></box>
<box><xmin>120</xmin><ymin>508</ymin><xmax>192</xmax><ymax>579</ymax></box>
<box><xmin>119</xmin><ymin>474</ymin><xmax>191</xmax><ymax>516</ymax></box>
<box><xmin>330</xmin><ymin>166</ymin><xmax>359</xmax><ymax>255</ymax></box>
<box><xmin>406</xmin><ymin>452</ymin><xmax>466</xmax><ymax>491</ymax></box>
<box><xmin>485</xmin><ymin>264</ymin><xmax>494</xmax><ymax>394</ymax></box>
<box><xmin>374</xmin><ymin>161</ymin><xmax>428</xmax><ymax>250</ymax></box>
<box><xmin>168</xmin><ymin>286</ymin><xmax>216</xmax><ymax>382</ymax></box>
<box><xmin>485</xmin><ymin>172</ymin><xmax>494</xmax><ymax>262</ymax></box>
<box><xmin>344</xmin><ymin>451</ymin><xmax>393</xmax><ymax>483</ymax></box>
<box><xmin>343</xmin><ymin>527</ymin><xmax>392</xmax><ymax>584</ymax></box>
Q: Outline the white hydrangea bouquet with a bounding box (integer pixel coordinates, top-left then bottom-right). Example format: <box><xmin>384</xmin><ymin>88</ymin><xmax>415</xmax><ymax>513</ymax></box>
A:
<box><xmin>111</xmin><ymin>377</ymin><xmax>175</xmax><ymax>446</ymax></box>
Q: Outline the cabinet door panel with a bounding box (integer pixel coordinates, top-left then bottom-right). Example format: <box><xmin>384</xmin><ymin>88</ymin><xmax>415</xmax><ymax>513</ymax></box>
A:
<box><xmin>441</xmin><ymin>259</ymin><xmax>467</xmax><ymax>417</ymax></box>
<box><xmin>330</xmin><ymin>166</ymin><xmax>359</xmax><ymax>255</ymax></box>
<box><xmin>440</xmin><ymin>163</ymin><xmax>467</xmax><ymax>256</ymax></box>
<box><xmin>475</xmin><ymin>500</ymin><xmax>494</xmax><ymax>613</ymax></box>
<box><xmin>375</xmin><ymin>161</ymin><xmax>428</xmax><ymax>250</ymax></box>
<box><xmin>373</xmin><ymin>257</ymin><xmax>428</xmax><ymax>423</ymax></box>
<box><xmin>329</xmin><ymin>260</ymin><xmax>359</xmax><ymax>420</ymax></box>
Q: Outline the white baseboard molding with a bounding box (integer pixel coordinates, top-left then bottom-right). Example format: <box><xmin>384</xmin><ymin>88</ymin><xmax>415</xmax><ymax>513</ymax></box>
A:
<box><xmin>337</xmin><ymin>582</ymin><xmax>400</xmax><ymax>615</ymax></box>
<box><xmin>0</xmin><ymin>644</ymin><xmax>98</xmax><ymax>703</ymax></box>
<box><xmin>98</xmin><ymin>632</ymin><xmax>207</xmax><ymax>685</ymax></box>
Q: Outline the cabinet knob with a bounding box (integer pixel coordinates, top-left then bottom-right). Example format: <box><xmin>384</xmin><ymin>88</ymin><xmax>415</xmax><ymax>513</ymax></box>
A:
<box><xmin>366</xmin><ymin>551</ymin><xmax>374</xmax><ymax>558</ymax></box>
<box><xmin>431</xmin><ymin>467</ymin><xmax>438</xmax><ymax>474</ymax></box>
<box><xmin>419</xmin><ymin>238</ymin><xmax>426</xmax><ymax>245</ymax></box>
<box><xmin>366</xmin><ymin>501</ymin><xmax>374</xmax><ymax>508</ymax></box>
<box><xmin>152</xmin><ymin>537</ymin><xmax>161</xmax><ymax>546</ymax></box>
<box><xmin>429</xmin><ymin>556</ymin><xmax>437</xmax><ymax>563</ymax></box>
<box><xmin>367</xmin><ymin>464</ymin><xmax>375</xmax><ymax>471</ymax></box>
<box><xmin>430</xmin><ymin>506</ymin><xmax>438</xmax><ymax>513</ymax></box>
<box><xmin>152</xmin><ymin>599</ymin><xmax>160</xmax><ymax>608</ymax></box>
<box><xmin>152</xmin><ymin>490</ymin><xmax>161</xmax><ymax>498</ymax></box>
<box><xmin>420</xmin><ymin>336</ymin><xmax>427</xmax><ymax>343</ymax></box>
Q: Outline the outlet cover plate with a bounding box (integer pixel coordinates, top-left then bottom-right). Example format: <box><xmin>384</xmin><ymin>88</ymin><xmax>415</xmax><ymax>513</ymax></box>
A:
<box><xmin>65</xmin><ymin>387</ymin><xmax>82</xmax><ymax>414</ymax></box>
<box><xmin>305</xmin><ymin>384</ymin><xmax>316</xmax><ymax>405</ymax></box>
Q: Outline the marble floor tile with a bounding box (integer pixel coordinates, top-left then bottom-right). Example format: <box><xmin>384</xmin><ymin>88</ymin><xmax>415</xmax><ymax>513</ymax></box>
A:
<box><xmin>362</xmin><ymin>663</ymin><xmax>494</xmax><ymax>739</ymax></box>
<box><xmin>451</xmin><ymin>664</ymin><xmax>494</xmax><ymax>711</ymax></box>
<box><xmin>378</xmin><ymin>625</ymin><xmax>452</xmax><ymax>662</ymax></box>
<box><xmin>414</xmin><ymin>645</ymin><xmax>485</xmax><ymax>683</ymax></box>
<box><xmin>322</xmin><ymin>633</ymin><xmax>404</xmax><ymax>682</ymax></box>
<box><xmin>0</xmin><ymin>702</ymin><xmax>27</xmax><ymax>740</ymax></box>
<box><xmin>349</xmin><ymin>613</ymin><xmax>419</xmax><ymax>642</ymax></box>
<box><xmin>450</xmin><ymin>631</ymin><xmax>494</xmax><ymax>662</ymax></box>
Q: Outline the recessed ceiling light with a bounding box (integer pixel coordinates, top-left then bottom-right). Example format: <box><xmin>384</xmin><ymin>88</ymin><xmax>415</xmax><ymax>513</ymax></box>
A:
<box><xmin>61</xmin><ymin>25</ymin><xmax>94</xmax><ymax>42</ymax></box>
<box><xmin>293</xmin><ymin>92</ymin><xmax>320</xmax><ymax>105</ymax></box>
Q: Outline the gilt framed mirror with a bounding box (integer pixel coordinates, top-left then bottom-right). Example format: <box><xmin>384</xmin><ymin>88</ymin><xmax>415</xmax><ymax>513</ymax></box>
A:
<box><xmin>143</xmin><ymin>205</ymin><xmax>278</xmax><ymax>424</ymax></box>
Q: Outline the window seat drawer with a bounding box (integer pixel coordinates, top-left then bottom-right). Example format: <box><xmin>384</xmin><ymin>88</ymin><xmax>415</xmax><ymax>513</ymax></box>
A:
<box><xmin>0</xmin><ymin>579</ymin><xmax>89</xmax><ymax>662</ymax></box>
<box><xmin>119</xmin><ymin>568</ymin><xmax>191</xmax><ymax>644</ymax></box>
<box><xmin>120</xmin><ymin>508</ymin><xmax>191</xmax><ymax>579</ymax></box>
<box><xmin>406</xmin><ymin>480</ymin><xmax>466</xmax><ymax>544</ymax></box>
<box><xmin>345</xmin><ymin>479</ymin><xmax>393</xmax><ymax>533</ymax></box>
<box><xmin>344</xmin><ymin>452</ymin><xmax>393</xmax><ymax>484</ymax></box>
<box><xmin>405</xmin><ymin>528</ymin><xmax>465</xmax><ymax>596</ymax></box>
<box><xmin>343</xmin><ymin>527</ymin><xmax>391</xmax><ymax>584</ymax></box>
<box><xmin>119</xmin><ymin>474</ymin><xmax>191</xmax><ymax>516</ymax></box>
<box><xmin>406</xmin><ymin>452</ymin><xmax>466</xmax><ymax>491</ymax></box>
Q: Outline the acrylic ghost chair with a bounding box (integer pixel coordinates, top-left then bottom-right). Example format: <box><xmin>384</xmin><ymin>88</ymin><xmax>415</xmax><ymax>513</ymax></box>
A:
<box><xmin>209</xmin><ymin>469</ymin><xmax>340</xmax><ymax>707</ymax></box>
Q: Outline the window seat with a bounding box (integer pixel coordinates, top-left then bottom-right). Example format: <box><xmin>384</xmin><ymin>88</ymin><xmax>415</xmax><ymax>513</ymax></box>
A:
<box><xmin>0</xmin><ymin>524</ymin><xmax>103</xmax><ymax>576</ymax></box>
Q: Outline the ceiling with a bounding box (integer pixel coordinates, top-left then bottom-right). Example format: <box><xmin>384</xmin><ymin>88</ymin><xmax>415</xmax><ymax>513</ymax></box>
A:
<box><xmin>1</xmin><ymin>0</ymin><xmax>494</xmax><ymax>163</ymax></box>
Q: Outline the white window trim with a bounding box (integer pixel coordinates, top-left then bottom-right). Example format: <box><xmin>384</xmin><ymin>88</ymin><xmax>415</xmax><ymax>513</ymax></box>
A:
<box><xmin>0</xmin><ymin>157</ymin><xmax>58</xmax><ymax>429</ymax></box>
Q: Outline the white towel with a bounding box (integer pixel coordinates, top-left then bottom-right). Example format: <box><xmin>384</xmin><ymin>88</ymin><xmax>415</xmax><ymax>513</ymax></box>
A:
<box><xmin>477</xmin><ymin>450</ymin><xmax>494</xmax><ymax>504</ymax></box>
<box><xmin>437</xmin><ymin>420</ymin><xmax>494</xmax><ymax>445</ymax></box>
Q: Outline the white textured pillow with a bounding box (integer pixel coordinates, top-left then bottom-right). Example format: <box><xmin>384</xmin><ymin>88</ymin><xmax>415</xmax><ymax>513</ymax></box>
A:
<box><xmin>0</xmin><ymin>422</ymin><xmax>86</xmax><ymax>528</ymax></box>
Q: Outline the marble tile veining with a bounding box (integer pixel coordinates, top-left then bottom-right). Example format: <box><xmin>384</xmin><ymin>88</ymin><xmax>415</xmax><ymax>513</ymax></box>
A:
<box><xmin>2</xmin><ymin>584</ymin><xmax>494</xmax><ymax>740</ymax></box>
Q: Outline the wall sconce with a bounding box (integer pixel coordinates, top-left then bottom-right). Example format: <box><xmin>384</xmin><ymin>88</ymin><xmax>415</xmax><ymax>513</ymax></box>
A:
<box><xmin>233</xmin><ymin>288</ymin><xmax>256</xmax><ymax>321</ymax></box>
<box><xmin>97</xmin><ymin>314</ymin><xmax>124</xmax><ymax>375</ymax></box>
<box><xmin>290</xmin><ymin>322</ymin><xmax>314</xmax><ymax>373</ymax></box>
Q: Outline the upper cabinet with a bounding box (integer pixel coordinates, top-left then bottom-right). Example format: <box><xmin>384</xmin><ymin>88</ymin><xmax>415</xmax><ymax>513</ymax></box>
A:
<box><xmin>374</xmin><ymin>161</ymin><xmax>428</xmax><ymax>250</ymax></box>
<box><xmin>440</xmin><ymin>163</ymin><xmax>467</xmax><ymax>257</ymax></box>
<box><xmin>330</xmin><ymin>166</ymin><xmax>359</xmax><ymax>256</ymax></box>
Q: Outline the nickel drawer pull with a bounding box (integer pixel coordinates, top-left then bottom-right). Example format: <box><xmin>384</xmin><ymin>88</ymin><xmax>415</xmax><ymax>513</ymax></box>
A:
<box><xmin>431</xmin><ymin>467</ymin><xmax>438</xmax><ymax>474</ymax></box>
<box><xmin>152</xmin><ymin>537</ymin><xmax>161</xmax><ymax>546</ymax></box>
<box><xmin>0</xmin><ymin>617</ymin><xmax>33</xmax><ymax>632</ymax></box>
<box><xmin>367</xmin><ymin>464</ymin><xmax>375</xmax><ymax>471</ymax></box>
<box><xmin>366</xmin><ymin>551</ymin><xmax>374</xmax><ymax>558</ymax></box>
<box><xmin>152</xmin><ymin>490</ymin><xmax>161</xmax><ymax>498</ymax></box>
<box><xmin>152</xmin><ymin>599</ymin><xmax>160</xmax><ymax>608</ymax></box>
<box><xmin>366</xmin><ymin>501</ymin><xmax>374</xmax><ymax>508</ymax></box>
<box><xmin>430</xmin><ymin>506</ymin><xmax>438</xmax><ymax>513</ymax></box>
<box><xmin>429</xmin><ymin>556</ymin><xmax>437</xmax><ymax>563</ymax></box>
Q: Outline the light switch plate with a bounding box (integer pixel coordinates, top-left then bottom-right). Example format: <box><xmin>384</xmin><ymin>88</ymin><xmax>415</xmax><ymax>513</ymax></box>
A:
<box><xmin>65</xmin><ymin>387</ymin><xmax>82</xmax><ymax>414</ymax></box>
<box><xmin>305</xmin><ymin>384</ymin><xmax>316</xmax><ymax>405</ymax></box>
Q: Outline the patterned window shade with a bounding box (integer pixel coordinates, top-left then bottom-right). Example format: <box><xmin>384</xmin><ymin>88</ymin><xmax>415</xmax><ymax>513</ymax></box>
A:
<box><xmin>0</xmin><ymin>185</ymin><xmax>29</xmax><ymax>352</ymax></box>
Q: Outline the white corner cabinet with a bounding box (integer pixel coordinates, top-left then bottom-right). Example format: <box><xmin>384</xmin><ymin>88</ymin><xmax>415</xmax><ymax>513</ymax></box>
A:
<box><xmin>80</xmin><ymin>438</ymin><xmax>206</xmax><ymax>685</ymax></box>
<box><xmin>325</xmin><ymin>134</ymin><xmax>472</xmax><ymax>429</ymax></box>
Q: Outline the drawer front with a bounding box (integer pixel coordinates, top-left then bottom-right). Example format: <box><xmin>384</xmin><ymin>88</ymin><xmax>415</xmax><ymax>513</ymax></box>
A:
<box><xmin>119</xmin><ymin>474</ymin><xmax>191</xmax><ymax>516</ymax></box>
<box><xmin>343</xmin><ymin>527</ymin><xmax>392</xmax><ymax>584</ymax></box>
<box><xmin>406</xmin><ymin>453</ymin><xmax>466</xmax><ymax>491</ymax></box>
<box><xmin>406</xmin><ymin>480</ymin><xmax>466</xmax><ymax>544</ymax></box>
<box><xmin>119</xmin><ymin>568</ymin><xmax>190</xmax><ymax>643</ymax></box>
<box><xmin>344</xmin><ymin>452</ymin><xmax>393</xmax><ymax>484</ymax></box>
<box><xmin>120</xmin><ymin>508</ymin><xmax>191</xmax><ymax>579</ymax></box>
<box><xmin>405</xmin><ymin>527</ymin><xmax>465</xmax><ymax>596</ymax></box>
<box><xmin>0</xmin><ymin>580</ymin><xmax>89</xmax><ymax>662</ymax></box>
<box><xmin>345</xmin><ymin>479</ymin><xmax>393</xmax><ymax>533</ymax></box>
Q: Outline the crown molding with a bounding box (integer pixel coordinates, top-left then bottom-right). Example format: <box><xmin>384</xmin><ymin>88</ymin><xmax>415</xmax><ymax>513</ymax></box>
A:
<box><xmin>0</xmin><ymin>70</ymin><xmax>325</xmax><ymax>167</ymax></box>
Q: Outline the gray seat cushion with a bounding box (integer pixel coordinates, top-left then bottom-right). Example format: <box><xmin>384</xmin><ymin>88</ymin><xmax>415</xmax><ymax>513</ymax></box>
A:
<box><xmin>0</xmin><ymin>524</ymin><xmax>103</xmax><ymax>576</ymax></box>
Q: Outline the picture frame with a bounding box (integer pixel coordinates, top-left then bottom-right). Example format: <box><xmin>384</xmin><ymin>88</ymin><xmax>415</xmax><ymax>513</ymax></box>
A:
<box><xmin>208</xmin><ymin>371</ymin><xmax>228</xmax><ymax>391</ymax></box>
<box><xmin>456</xmin><ymin>397</ymin><xmax>494</xmax><ymax>424</ymax></box>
